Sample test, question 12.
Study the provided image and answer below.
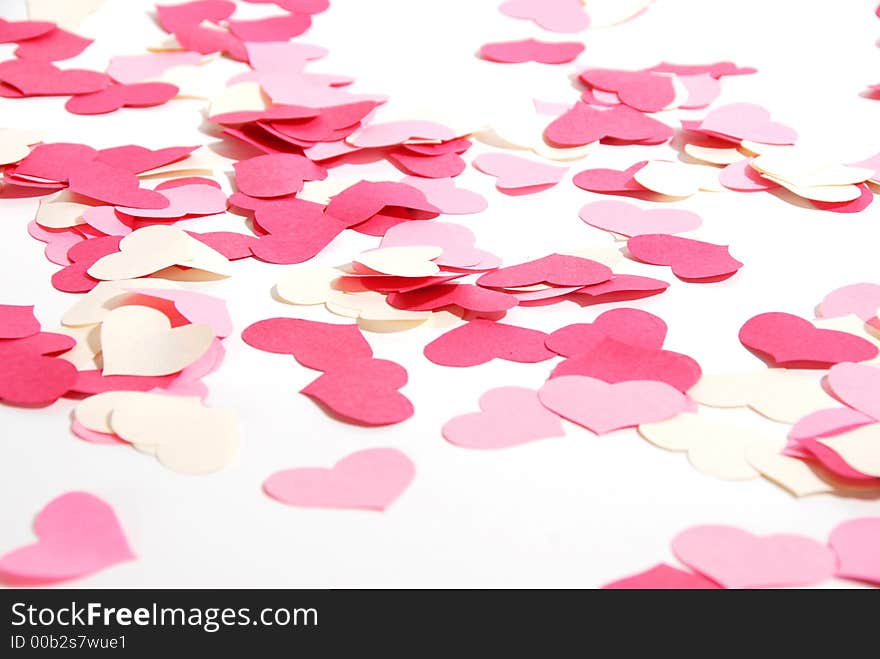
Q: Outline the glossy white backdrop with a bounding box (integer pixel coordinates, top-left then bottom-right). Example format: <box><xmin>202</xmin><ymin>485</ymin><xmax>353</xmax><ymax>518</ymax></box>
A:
<box><xmin>1</xmin><ymin>0</ymin><xmax>879</xmax><ymax>587</ymax></box>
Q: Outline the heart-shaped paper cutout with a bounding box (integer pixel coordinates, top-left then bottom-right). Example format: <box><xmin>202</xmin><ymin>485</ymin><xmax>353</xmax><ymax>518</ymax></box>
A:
<box><xmin>546</xmin><ymin>308</ymin><xmax>667</xmax><ymax>357</ymax></box>
<box><xmin>627</xmin><ymin>234</ymin><xmax>742</xmax><ymax>281</ymax></box>
<box><xmin>477</xmin><ymin>254</ymin><xmax>611</xmax><ymax>289</ymax></box>
<box><xmin>242</xmin><ymin>318</ymin><xmax>372</xmax><ymax>371</ymax></box>
<box><xmin>579</xmin><ymin>200</ymin><xmax>702</xmax><ymax>237</ymax></box>
<box><xmin>499</xmin><ymin>0</ymin><xmax>590</xmax><ymax>33</ymax></box>
<box><xmin>473</xmin><ymin>152</ymin><xmax>567</xmax><ymax>190</ymax></box>
<box><xmin>480</xmin><ymin>39</ymin><xmax>584</xmax><ymax>64</ymax></box>
<box><xmin>424</xmin><ymin>319</ymin><xmax>554</xmax><ymax>367</ymax></box>
<box><xmin>829</xmin><ymin>517</ymin><xmax>880</xmax><ymax>585</ymax></box>
<box><xmin>65</xmin><ymin>82</ymin><xmax>179</xmax><ymax>115</ymax></box>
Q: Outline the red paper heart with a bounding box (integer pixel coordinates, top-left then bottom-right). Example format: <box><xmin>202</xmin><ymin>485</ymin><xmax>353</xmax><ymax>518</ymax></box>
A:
<box><xmin>424</xmin><ymin>319</ymin><xmax>555</xmax><ymax>367</ymax></box>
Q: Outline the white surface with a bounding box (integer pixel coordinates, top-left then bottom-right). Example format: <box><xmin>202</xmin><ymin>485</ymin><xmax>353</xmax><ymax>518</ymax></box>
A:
<box><xmin>1</xmin><ymin>0</ymin><xmax>879</xmax><ymax>588</ymax></box>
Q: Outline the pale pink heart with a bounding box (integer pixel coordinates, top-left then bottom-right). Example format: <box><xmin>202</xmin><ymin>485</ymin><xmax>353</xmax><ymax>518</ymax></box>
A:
<box><xmin>849</xmin><ymin>152</ymin><xmax>880</xmax><ymax>180</ymax></box>
<box><xmin>788</xmin><ymin>407</ymin><xmax>875</xmax><ymax>443</ymax></box>
<box><xmin>348</xmin><ymin>120</ymin><xmax>456</xmax><ymax>148</ymax></box>
<box><xmin>244</xmin><ymin>41</ymin><xmax>326</xmax><ymax>73</ymax></box>
<box><xmin>380</xmin><ymin>221</ymin><xmax>498</xmax><ymax>269</ymax></box>
<box><xmin>443</xmin><ymin>387</ymin><xmax>565</xmax><ymax>449</ymax></box>
<box><xmin>829</xmin><ymin>517</ymin><xmax>880</xmax><ymax>585</ymax></box>
<box><xmin>401</xmin><ymin>176</ymin><xmax>487</xmax><ymax>215</ymax></box>
<box><xmin>818</xmin><ymin>283</ymin><xmax>880</xmax><ymax>321</ymax></box>
<box><xmin>303</xmin><ymin>140</ymin><xmax>362</xmax><ymax>161</ymax></box>
<box><xmin>678</xmin><ymin>73</ymin><xmax>721</xmax><ymax>109</ymax></box>
<box><xmin>0</xmin><ymin>492</ymin><xmax>135</xmax><ymax>584</ymax></box>
<box><xmin>473</xmin><ymin>153</ymin><xmax>568</xmax><ymax>190</ymax></box>
<box><xmin>82</xmin><ymin>206</ymin><xmax>132</xmax><ymax>236</ymax></box>
<box><xmin>699</xmin><ymin>103</ymin><xmax>797</xmax><ymax>145</ymax></box>
<box><xmin>27</xmin><ymin>220</ymin><xmax>85</xmax><ymax>266</ymax></box>
<box><xmin>579</xmin><ymin>200</ymin><xmax>702</xmax><ymax>237</ymax></box>
<box><xmin>263</xmin><ymin>448</ymin><xmax>415</xmax><ymax>511</ymax></box>
<box><xmin>500</xmin><ymin>0</ymin><xmax>591</xmax><ymax>33</ymax></box>
<box><xmin>719</xmin><ymin>159</ymin><xmax>779</xmax><ymax>191</ymax></box>
<box><xmin>671</xmin><ymin>525</ymin><xmax>837</xmax><ymax>589</ymax></box>
<box><xmin>826</xmin><ymin>362</ymin><xmax>880</xmax><ymax>420</ymax></box>
<box><xmin>107</xmin><ymin>52</ymin><xmax>203</xmax><ymax>84</ymax></box>
<box><xmin>115</xmin><ymin>184</ymin><xmax>227</xmax><ymax>219</ymax></box>
<box><xmin>537</xmin><ymin>375</ymin><xmax>689</xmax><ymax>434</ymax></box>
<box><xmin>261</xmin><ymin>72</ymin><xmax>385</xmax><ymax>108</ymax></box>
<box><xmin>126</xmin><ymin>289</ymin><xmax>232</xmax><ymax>338</ymax></box>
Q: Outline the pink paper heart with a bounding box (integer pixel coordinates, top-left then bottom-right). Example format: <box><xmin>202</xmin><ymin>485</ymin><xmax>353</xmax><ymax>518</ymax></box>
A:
<box><xmin>324</xmin><ymin>181</ymin><xmax>439</xmax><ymax>226</ymax></box>
<box><xmin>818</xmin><ymin>283</ymin><xmax>880</xmax><ymax>321</ymax></box>
<box><xmin>116</xmin><ymin>183</ymin><xmax>227</xmax><ymax>218</ymax></box>
<box><xmin>547</xmin><ymin>308</ymin><xmax>668</xmax><ymax>357</ymax></box>
<box><xmin>126</xmin><ymin>288</ymin><xmax>233</xmax><ymax>338</ymax></box>
<box><xmin>424</xmin><ymin>319</ymin><xmax>554</xmax><ymax>367</ymax></box>
<box><xmin>14</xmin><ymin>28</ymin><xmax>93</xmax><ymax>62</ymax></box>
<box><xmin>68</xmin><ymin>161</ymin><xmax>170</xmax><ymax>209</ymax></box>
<box><xmin>579</xmin><ymin>200</ymin><xmax>702</xmax><ymax>236</ymax></box>
<box><xmin>65</xmin><ymin>82</ymin><xmax>179</xmax><ymax>115</ymax></box>
<box><xmin>829</xmin><ymin>517</ymin><xmax>880</xmax><ymax>586</ymax></box>
<box><xmin>473</xmin><ymin>152</ymin><xmax>567</xmax><ymax>190</ymax></box>
<box><xmin>107</xmin><ymin>52</ymin><xmax>203</xmax><ymax>84</ymax></box>
<box><xmin>96</xmin><ymin>145</ymin><xmax>198</xmax><ymax>174</ymax></box>
<box><xmin>826</xmin><ymin>362</ymin><xmax>880</xmax><ymax>420</ymax></box>
<box><xmin>538</xmin><ymin>375</ymin><xmax>689</xmax><ymax>434</ymax></box>
<box><xmin>788</xmin><ymin>407</ymin><xmax>875</xmax><ymax>444</ymax></box>
<box><xmin>718</xmin><ymin>159</ymin><xmax>778</xmax><ymax>191</ymax></box>
<box><xmin>698</xmin><ymin>103</ymin><xmax>797</xmax><ymax>145</ymax></box>
<box><xmin>573</xmin><ymin>161</ymin><xmax>649</xmax><ymax>193</ymax></box>
<box><xmin>380</xmin><ymin>221</ymin><xmax>497</xmax><ymax>269</ymax></box>
<box><xmin>602</xmin><ymin>563</ymin><xmax>721</xmax><ymax>589</ymax></box>
<box><xmin>580</xmin><ymin>69</ymin><xmax>676</xmax><ymax>113</ymax></box>
<box><xmin>678</xmin><ymin>73</ymin><xmax>721</xmax><ymax>109</ymax></box>
<box><xmin>349</xmin><ymin>120</ymin><xmax>456</xmax><ymax>148</ymax></box>
<box><xmin>477</xmin><ymin>254</ymin><xmax>611</xmax><ymax>288</ymax></box>
<box><xmin>500</xmin><ymin>0</ymin><xmax>590</xmax><ymax>33</ymax></box>
<box><xmin>671</xmin><ymin>525</ymin><xmax>836</xmax><ymax>588</ymax></box>
<box><xmin>0</xmin><ymin>18</ymin><xmax>55</xmax><ymax>43</ymax></box>
<box><xmin>0</xmin><ymin>59</ymin><xmax>111</xmax><ymax>96</ymax></box>
<box><xmin>387</xmin><ymin>149</ymin><xmax>466</xmax><ymax>179</ymax></box>
<box><xmin>264</xmin><ymin>448</ymin><xmax>414</xmax><ymax>511</ymax></box>
<box><xmin>0</xmin><ymin>304</ymin><xmax>40</xmax><ymax>339</ymax></box>
<box><xmin>739</xmin><ymin>313</ymin><xmax>878</xmax><ymax>368</ymax></box>
<box><xmin>627</xmin><ymin>234</ymin><xmax>743</xmax><ymax>281</ymax></box>
<box><xmin>388</xmin><ymin>283</ymin><xmax>518</xmax><ymax>314</ymax></box>
<box><xmin>0</xmin><ymin>492</ymin><xmax>134</xmax><ymax>584</ymax></box>
<box><xmin>234</xmin><ymin>153</ymin><xmax>327</xmax><ymax>198</ymax></box>
<box><xmin>480</xmin><ymin>39</ymin><xmax>584</xmax><ymax>64</ymax></box>
<box><xmin>546</xmin><ymin>104</ymin><xmax>672</xmax><ymax>147</ymax></box>
<box><xmin>242</xmin><ymin>318</ymin><xmax>372</xmax><ymax>371</ymax></box>
<box><xmin>443</xmin><ymin>387</ymin><xmax>565</xmax><ymax>449</ymax></box>
<box><xmin>156</xmin><ymin>0</ymin><xmax>236</xmax><ymax>32</ymax></box>
<box><xmin>400</xmin><ymin>176</ymin><xmax>487</xmax><ymax>215</ymax></box>
<box><xmin>228</xmin><ymin>13</ymin><xmax>311</xmax><ymax>41</ymax></box>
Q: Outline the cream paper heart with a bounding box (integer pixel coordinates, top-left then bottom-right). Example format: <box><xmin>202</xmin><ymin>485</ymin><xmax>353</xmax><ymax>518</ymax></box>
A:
<box><xmin>100</xmin><ymin>305</ymin><xmax>215</xmax><ymax>376</ymax></box>
<box><xmin>138</xmin><ymin>146</ymin><xmax>229</xmax><ymax>179</ymax></box>
<box><xmin>0</xmin><ymin>128</ymin><xmax>42</xmax><ymax>166</ymax></box>
<box><xmin>354</xmin><ymin>246</ymin><xmax>443</xmax><ymax>277</ymax></box>
<box><xmin>207</xmin><ymin>82</ymin><xmax>268</xmax><ymax>118</ymax></box>
<box><xmin>62</xmin><ymin>278</ymin><xmax>181</xmax><ymax>327</ymax></box>
<box><xmin>688</xmin><ymin>369</ymin><xmax>836</xmax><ymax>423</ymax></box>
<box><xmin>633</xmin><ymin>159</ymin><xmax>723</xmax><ymax>197</ymax></box>
<box><xmin>88</xmin><ymin>225</ymin><xmax>231</xmax><ymax>280</ymax></box>
<box><xmin>816</xmin><ymin>423</ymin><xmax>880</xmax><ymax>477</ymax></box>
<box><xmin>35</xmin><ymin>191</ymin><xmax>89</xmax><ymax>229</ymax></box>
<box><xmin>638</xmin><ymin>413</ymin><xmax>763</xmax><ymax>481</ymax></box>
<box><xmin>276</xmin><ymin>265</ymin><xmax>342</xmax><ymax>305</ymax></box>
<box><xmin>684</xmin><ymin>143</ymin><xmax>744</xmax><ymax>165</ymax></box>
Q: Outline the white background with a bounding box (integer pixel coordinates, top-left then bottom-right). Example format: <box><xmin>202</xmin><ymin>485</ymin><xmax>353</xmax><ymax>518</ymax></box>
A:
<box><xmin>1</xmin><ymin>0</ymin><xmax>880</xmax><ymax>587</ymax></box>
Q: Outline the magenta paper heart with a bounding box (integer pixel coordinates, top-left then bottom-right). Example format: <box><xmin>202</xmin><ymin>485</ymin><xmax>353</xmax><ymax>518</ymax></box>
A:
<box><xmin>826</xmin><ymin>362</ymin><xmax>880</xmax><ymax>420</ymax></box>
<box><xmin>68</xmin><ymin>161</ymin><xmax>170</xmax><ymax>209</ymax></box>
<box><xmin>739</xmin><ymin>312</ymin><xmax>878</xmax><ymax>368</ymax></box>
<box><xmin>116</xmin><ymin>183</ymin><xmax>227</xmax><ymax>219</ymax></box>
<box><xmin>602</xmin><ymin>563</ymin><xmax>721</xmax><ymax>589</ymax></box>
<box><xmin>0</xmin><ymin>492</ymin><xmax>134</xmax><ymax>584</ymax></box>
<box><xmin>400</xmin><ymin>176</ymin><xmax>487</xmax><ymax>215</ymax></box>
<box><xmin>671</xmin><ymin>525</ymin><xmax>836</xmax><ymax>588</ymax></box>
<box><xmin>473</xmin><ymin>152</ymin><xmax>567</xmax><ymax>190</ymax></box>
<box><xmin>551</xmin><ymin>336</ymin><xmax>701</xmax><ymax>392</ymax></box>
<box><xmin>829</xmin><ymin>517</ymin><xmax>880</xmax><ymax>586</ymax></box>
<box><xmin>95</xmin><ymin>144</ymin><xmax>198</xmax><ymax>174</ymax></box>
<box><xmin>0</xmin><ymin>18</ymin><xmax>55</xmax><ymax>43</ymax></box>
<box><xmin>14</xmin><ymin>142</ymin><xmax>98</xmax><ymax>182</ymax></box>
<box><xmin>480</xmin><ymin>39</ymin><xmax>584</xmax><ymax>64</ymax></box>
<box><xmin>228</xmin><ymin>13</ymin><xmax>311</xmax><ymax>42</ymax></box>
<box><xmin>579</xmin><ymin>200</ymin><xmax>702</xmax><ymax>237</ymax></box>
<box><xmin>0</xmin><ymin>304</ymin><xmax>40</xmax><ymax>339</ymax></box>
<box><xmin>388</xmin><ymin>149</ymin><xmax>466</xmax><ymax>179</ymax></box>
<box><xmin>477</xmin><ymin>254</ymin><xmax>611</xmax><ymax>288</ymax></box>
<box><xmin>0</xmin><ymin>329</ymin><xmax>78</xmax><ymax>406</ymax></box>
<box><xmin>65</xmin><ymin>82</ymin><xmax>179</xmax><ymax>115</ymax></box>
<box><xmin>388</xmin><ymin>284</ymin><xmax>518</xmax><ymax>314</ymax></box>
<box><xmin>573</xmin><ymin>161</ymin><xmax>648</xmax><ymax>193</ymax></box>
<box><xmin>500</xmin><ymin>0</ymin><xmax>590</xmax><ymax>33</ymax></box>
<box><xmin>263</xmin><ymin>448</ymin><xmax>414</xmax><ymax>511</ymax></box>
<box><xmin>14</xmin><ymin>28</ymin><xmax>92</xmax><ymax>62</ymax></box>
<box><xmin>547</xmin><ymin>308</ymin><xmax>668</xmax><ymax>357</ymax></box>
<box><xmin>242</xmin><ymin>318</ymin><xmax>372</xmax><ymax>371</ymax></box>
<box><xmin>301</xmin><ymin>358</ymin><xmax>413</xmax><ymax>426</ymax></box>
<box><xmin>580</xmin><ymin>69</ymin><xmax>676</xmax><ymax>113</ymax></box>
<box><xmin>324</xmin><ymin>180</ymin><xmax>439</xmax><ymax>226</ymax></box>
<box><xmin>234</xmin><ymin>153</ymin><xmax>327</xmax><ymax>198</ymax></box>
<box><xmin>698</xmin><ymin>103</ymin><xmax>797</xmax><ymax>145</ymax></box>
<box><xmin>627</xmin><ymin>234</ymin><xmax>743</xmax><ymax>281</ymax></box>
<box><xmin>819</xmin><ymin>283</ymin><xmax>880</xmax><ymax>321</ymax></box>
<box><xmin>546</xmin><ymin>104</ymin><xmax>672</xmax><ymax>147</ymax></box>
<box><xmin>443</xmin><ymin>386</ymin><xmax>565</xmax><ymax>449</ymax></box>
<box><xmin>156</xmin><ymin>0</ymin><xmax>235</xmax><ymax>32</ymax></box>
<box><xmin>0</xmin><ymin>59</ymin><xmax>110</xmax><ymax>96</ymax></box>
<box><xmin>538</xmin><ymin>375</ymin><xmax>689</xmax><ymax>434</ymax></box>
<box><xmin>424</xmin><ymin>319</ymin><xmax>554</xmax><ymax>367</ymax></box>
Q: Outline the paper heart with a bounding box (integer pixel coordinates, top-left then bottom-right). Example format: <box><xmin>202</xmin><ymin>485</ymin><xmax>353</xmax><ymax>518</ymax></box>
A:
<box><xmin>380</xmin><ymin>221</ymin><xmax>496</xmax><ymax>269</ymax></box>
<box><xmin>388</xmin><ymin>283</ymin><xmax>518</xmax><ymax>314</ymax></box>
<box><xmin>826</xmin><ymin>363</ymin><xmax>880</xmax><ymax>421</ymax></box>
<box><xmin>242</xmin><ymin>318</ymin><xmax>372</xmax><ymax>371</ymax></box>
<box><xmin>15</xmin><ymin>142</ymin><xmax>98</xmax><ymax>181</ymax></box>
<box><xmin>719</xmin><ymin>159</ymin><xmax>779</xmax><ymax>191</ymax></box>
<box><xmin>580</xmin><ymin>69</ymin><xmax>676</xmax><ymax>113</ymax></box>
<box><xmin>602</xmin><ymin>563</ymin><xmax>721</xmax><ymax>589</ymax></box>
<box><xmin>424</xmin><ymin>319</ymin><xmax>554</xmax><ymax>367</ymax></box>
<box><xmin>627</xmin><ymin>234</ymin><xmax>743</xmax><ymax>281</ymax></box>
<box><xmin>551</xmin><ymin>336</ymin><xmax>701</xmax><ymax>392</ymax></box>
<box><xmin>818</xmin><ymin>283</ymin><xmax>880</xmax><ymax>321</ymax></box>
<box><xmin>697</xmin><ymin>103</ymin><xmax>797</xmax><ymax>145</ymax></box>
<box><xmin>228</xmin><ymin>13</ymin><xmax>311</xmax><ymax>41</ymax></box>
<box><xmin>479</xmin><ymin>39</ymin><xmax>585</xmax><ymax>64</ymax></box>
<box><xmin>477</xmin><ymin>254</ymin><xmax>611</xmax><ymax>288</ymax></box>
<box><xmin>301</xmin><ymin>358</ymin><xmax>414</xmax><ymax>426</ymax></box>
<box><xmin>0</xmin><ymin>127</ymin><xmax>42</xmax><ymax>165</ymax></box>
<box><xmin>107</xmin><ymin>52</ymin><xmax>203</xmax><ymax>84</ymax></box>
<box><xmin>814</xmin><ymin>424</ymin><xmax>880</xmax><ymax>478</ymax></box>
<box><xmin>65</xmin><ymin>82</ymin><xmax>179</xmax><ymax>115</ymax></box>
<box><xmin>52</xmin><ymin>235</ymin><xmax>121</xmax><ymax>293</ymax></box>
<box><xmin>116</xmin><ymin>183</ymin><xmax>227</xmax><ymax>219</ymax></box>
<box><xmin>473</xmin><ymin>152</ymin><xmax>567</xmax><ymax>190</ymax></box>
<box><xmin>0</xmin><ymin>304</ymin><xmax>40</xmax><ymax>339</ymax></box>
<box><xmin>443</xmin><ymin>387</ymin><xmax>565</xmax><ymax>449</ymax></box>
<box><xmin>0</xmin><ymin>18</ymin><xmax>55</xmax><ymax>43</ymax></box>
<box><xmin>123</xmin><ymin>287</ymin><xmax>232</xmax><ymax>338</ymax></box>
<box><xmin>263</xmin><ymin>448</ymin><xmax>414</xmax><ymax>511</ymax></box>
<box><xmin>324</xmin><ymin>181</ymin><xmax>439</xmax><ymax>227</ymax></box>
<box><xmin>347</xmin><ymin>120</ymin><xmax>456</xmax><ymax>148</ymax></box>
<box><xmin>829</xmin><ymin>517</ymin><xmax>880</xmax><ymax>585</ymax></box>
<box><xmin>499</xmin><ymin>0</ymin><xmax>590</xmax><ymax>33</ymax></box>
<box><xmin>0</xmin><ymin>492</ymin><xmax>134</xmax><ymax>584</ymax></box>
<box><xmin>14</xmin><ymin>27</ymin><xmax>93</xmax><ymax>62</ymax></box>
<box><xmin>100</xmin><ymin>305</ymin><xmax>215</xmax><ymax>376</ymax></box>
<box><xmin>545</xmin><ymin>104</ymin><xmax>672</xmax><ymax>147</ymax></box>
<box><xmin>96</xmin><ymin>145</ymin><xmax>199</xmax><ymax>174</ymax></box>
<box><xmin>539</xmin><ymin>375</ymin><xmax>689</xmax><ymax>434</ymax></box>
<box><xmin>579</xmin><ymin>200</ymin><xmax>701</xmax><ymax>237</ymax></box>
<box><xmin>573</xmin><ymin>161</ymin><xmax>648</xmax><ymax>193</ymax></box>
<box><xmin>399</xmin><ymin>176</ymin><xmax>487</xmax><ymax>215</ymax></box>
<box><xmin>788</xmin><ymin>407</ymin><xmax>876</xmax><ymax>445</ymax></box>
<box><xmin>671</xmin><ymin>525</ymin><xmax>836</xmax><ymax>588</ymax></box>
<box><xmin>739</xmin><ymin>313</ymin><xmax>878</xmax><ymax>368</ymax></box>
<box><xmin>156</xmin><ymin>0</ymin><xmax>236</xmax><ymax>32</ymax></box>
<box><xmin>0</xmin><ymin>342</ymin><xmax>78</xmax><ymax>406</ymax></box>
<box><xmin>546</xmin><ymin>308</ymin><xmax>668</xmax><ymax>357</ymax></box>
<box><xmin>0</xmin><ymin>59</ymin><xmax>110</xmax><ymax>96</ymax></box>
<box><xmin>354</xmin><ymin>246</ymin><xmax>442</xmax><ymax>277</ymax></box>
<box><xmin>68</xmin><ymin>161</ymin><xmax>169</xmax><ymax>209</ymax></box>
<box><xmin>233</xmin><ymin>153</ymin><xmax>327</xmax><ymax>198</ymax></box>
